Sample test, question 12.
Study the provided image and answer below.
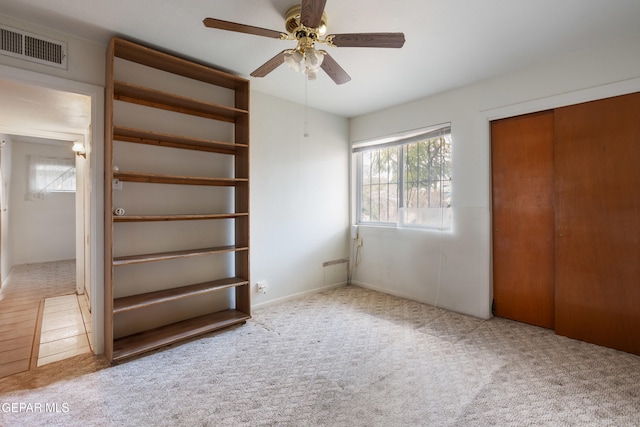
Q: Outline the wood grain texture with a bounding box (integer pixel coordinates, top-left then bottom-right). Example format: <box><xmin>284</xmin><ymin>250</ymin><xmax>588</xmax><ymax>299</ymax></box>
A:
<box><xmin>113</xmin><ymin>81</ymin><xmax>247</xmax><ymax>123</ymax></box>
<box><xmin>114</xmin><ymin>37</ymin><xmax>248</xmax><ymax>90</ymax></box>
<box><xmin>113</xmin><ymin>245</ymin><xmax>249</xmax><ymax>266</ymax></box>
<box><xmin>104</xmin><ymin>37</ymin><xmax>116</xmax><ymax>361</ymax></box>
<box><xmin>329</xmin><ymin>32</ymin><xmax>406</xmax><ymax>48</ymax></box>
<box><xmin>113</xmin><ymin>213</ymin><xmax>248</xmax><ymax>223</ymax></box>
<box><xmin>250</xmin><ymin>50</ymin><xmax>286</xmax><ymax>78</ymax></box>
<box><xmin>113</xmin><ymin>278</ymin><xmax>249</xmax><ymax>313</ymax></box>
<box><xmin>112</xmin><ymin>310</ymin><xmax>249</xmax><ymax>361</ymax></box>
<box><xmin>0</xmin><ymin>262</ymin><xmax>76</xmax><ymax>378</ymax></box>
<box><xmin>301</xmin><ymin>0</ymin><xmax>327</xmax><ymax>28</ymax></box>
<box><xmin>203</xmin><ymin>18</ymin><xmax>284</xmax><ymax>40</ymax></box>
<box><xmin>113</xmin><ymin>171</ymin><xmax>247</xmax><ymax>186</ymax></box>
<box><xmin>320</xmin><ymin>52</ymin><xmax>351</xmax><ymax>84</ymax></box>
<box><xmin>106</xmin><ymin>37</ymin><xmax>251</xmax><ymax>362</ymax></box>
<box><xmin>554</xmin><ymin>91</ymin><xmax>640</xmax><ymax>355</ymax></box>
<box><xmin>113</xmin><ymin>126</ymin><xmax>247</xmax><ymax>155</ymax></box>
<box><xmin>491</xmin><ymin>110</ymin><xmax>556</xmax><ymax>329</ymax></box>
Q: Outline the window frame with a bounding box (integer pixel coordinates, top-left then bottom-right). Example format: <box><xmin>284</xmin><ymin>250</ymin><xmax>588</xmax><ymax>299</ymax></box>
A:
<box><xmin>26</xmin><ymin>155</ymin><xmax>77</xmax><ymax>200</ymax></box>
<box><xmin>353</xmin><ymin>123</ymin><xmax>452</xmax><ymax>230</ymax></box>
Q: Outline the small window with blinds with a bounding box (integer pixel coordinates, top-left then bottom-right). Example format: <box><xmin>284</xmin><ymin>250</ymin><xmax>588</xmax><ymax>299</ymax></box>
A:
<box><xmin>26</xmin><ymin>155</ymin><xmax>76</xmax><ymax>200</ymax></box>
<box><xmin>354</xmin><ymin>123</ymin><xmax>452</xmax><ymax>229</ymax></box>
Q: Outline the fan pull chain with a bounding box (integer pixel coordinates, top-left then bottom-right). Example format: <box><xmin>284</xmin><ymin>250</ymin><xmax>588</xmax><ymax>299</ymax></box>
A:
<box><xmin>304</xmin><ymin>76</ymin><xmax>310</xmax><ymax>137</ymax></box>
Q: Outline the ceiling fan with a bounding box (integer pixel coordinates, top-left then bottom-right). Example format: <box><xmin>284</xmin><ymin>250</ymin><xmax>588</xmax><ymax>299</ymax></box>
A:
<box><xmin>203</xmin><ymin>0</ymin><xmax>405</xmax><ymax>84</ymax></box>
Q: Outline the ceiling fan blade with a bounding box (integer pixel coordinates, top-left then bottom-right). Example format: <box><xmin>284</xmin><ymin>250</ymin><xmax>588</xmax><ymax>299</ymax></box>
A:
<box><xmin>320</xmin><ymin>52</ymin><xmax>351</xmax><ymax>85</ymax></box>
<box><xmin>300</xmin><ymin>0</ymin><xmax>327</xmax><ymax>28</ymax></box>
<box><xmin>250</xmin><ymin>51</ymin><xmax>287</xmax><ymax>77</ymax></box>
<box><xmin>329</xmin><ymin>32</ymin><xmax>406</xmax><ymax>48</ymax></box>
<box><xmin>203</xmin><ymin>18</ymin><xmax>284</xmax><ymax>39</ymax></box>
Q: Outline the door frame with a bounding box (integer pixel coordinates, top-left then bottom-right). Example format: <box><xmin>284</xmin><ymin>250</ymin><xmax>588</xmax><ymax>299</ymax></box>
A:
<box><xmin>0</xmin><ymin>64</ymin><xmax>105</xmax><ymax>354</ymax></box>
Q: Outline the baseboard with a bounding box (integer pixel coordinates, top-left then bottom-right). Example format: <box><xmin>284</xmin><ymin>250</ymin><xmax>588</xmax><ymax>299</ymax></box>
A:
<box><xmin>348</xmin><ymin>280</ymin><xmax>436</xmax><ymax>306</ymax></box>
<box><xmin>251</xmin><ymin>282</ymin><xmax>348</xmax><ymax>310</ymax></box>
<box><xmin>351</xmin><ymin>280</ymin><xmax>493</xmax><ymax>320</ymax></box>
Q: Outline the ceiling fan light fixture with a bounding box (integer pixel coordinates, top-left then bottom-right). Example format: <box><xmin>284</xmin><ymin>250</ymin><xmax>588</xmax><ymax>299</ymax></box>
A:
<box><xmin>306</xmin><ymin>47</ymin><xmax>324</xmax><ymax>68</ymax></box>
<box><xmin>285</xmin><ymin>46</ymin><xmax>325</xmax><ymax>80</ymax></box>
<box><xmin>284</xmin><ymin>49</ymin><xmax>305</xmax><ymax>72</ymax></box>
<box><xmin>301</xmin><ymin>48</ymin><xmax>324</xmax><ymax>80</ymax></box>
<box><xmin>306</xmin><ymin>69</ymin><xmax>318</xmax><ymax>80</ymax></box>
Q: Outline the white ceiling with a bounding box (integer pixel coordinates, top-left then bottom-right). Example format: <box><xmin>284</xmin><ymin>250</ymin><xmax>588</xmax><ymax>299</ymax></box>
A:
<box><xmin>0</xmin><ymin>79</ymin><xmax>91</xmax><ymax>142</ymax></box>
<box><xmin>0</xmin><ymin>0</ymin><xmax>640</xmax><ymax>124</ymax></box>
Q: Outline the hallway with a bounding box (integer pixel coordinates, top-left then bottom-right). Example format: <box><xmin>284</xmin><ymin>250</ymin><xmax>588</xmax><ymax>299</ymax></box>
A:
<box><xmin>0</xmin><ymin>261</ymin><xmax>90</xmax><ymax>379</ymax></box>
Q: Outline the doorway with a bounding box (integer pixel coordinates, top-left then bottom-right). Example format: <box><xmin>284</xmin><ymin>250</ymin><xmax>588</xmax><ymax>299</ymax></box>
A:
<box><xmin>0</xmin><ymin>64</ymin><xmax>104</xmax><ymax>374</ymax></box>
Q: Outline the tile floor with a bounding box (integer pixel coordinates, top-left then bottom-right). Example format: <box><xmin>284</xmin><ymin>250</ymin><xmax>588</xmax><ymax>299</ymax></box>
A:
<box><xmin>37</xmin><ymin>294</ymin><xmax>92</xmax><ymax>367</ymax></box>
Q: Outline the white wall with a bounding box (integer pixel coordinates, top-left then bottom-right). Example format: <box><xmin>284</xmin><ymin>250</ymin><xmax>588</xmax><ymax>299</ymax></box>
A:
<box><xmin>250</xmin><ymin>91</ymin><xmax>350</xmax><ymax>306</ymax></box>
<box><xmin>349</xmin><ymin>33</ymin><xmax>640</xmax><ymax>319</ymax></box>
<box><xmin>0</xmin><ymin>13</ymin><xmax>105</xmax><ymax>88</ymax></box>
<box><xmin>9</xmin><ymin>139</ymin><xmax>76</xmax><ymax>265</ymax></box>
<box><xmin>0</xmin><ymin>134</ymin><xmax>13</xmax><ymax>284</ymax></box>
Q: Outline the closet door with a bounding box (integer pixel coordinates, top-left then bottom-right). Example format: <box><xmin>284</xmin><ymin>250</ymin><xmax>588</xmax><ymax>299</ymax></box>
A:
<box><xmin>491</xmin><ymin>110</ymin><xmax>556</xmax><ymax>329</ymax></box>
<box><xmin>555</xmin><ymin>92</ymin><xmax>640</xmax><ymax>354</ymax></box>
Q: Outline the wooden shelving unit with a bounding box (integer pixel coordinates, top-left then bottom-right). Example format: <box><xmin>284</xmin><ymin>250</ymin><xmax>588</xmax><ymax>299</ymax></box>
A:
<box><xmin>105</xmin><ymin>37</ymin><xmax>250</xmax><ymax>362</ymax></box>
<box><xmin>113</xmin><ymin>126</ymin><xmax>248</xmax><ymax>154</ymax></box>
<box><xmin>113</xmin><ymin>277</ymin><xmax>250</xmax><ymax>314</ymax></box>
<box><xmin>112</xmin><ymin>310</ymin><xmax>249</xmax><ymax>361</ymax></box>
<box><xmin>113</xmin><ymin>170</ymin><xmax>247</xmax><ymax>186</ymax></box>
<box><xmin>113</xmin><ymin>81</ymin><xmax>247</xmax><ymax>122</ymax></box>
<box><xmin>113</xmin><ymin>213</ymin><xmax>249</xmax><ymax>223</ymax></box>
<box><xmin>112</xmin><ymin>245</ymin><xmax>249</xmax><ymax>266</ymax></box>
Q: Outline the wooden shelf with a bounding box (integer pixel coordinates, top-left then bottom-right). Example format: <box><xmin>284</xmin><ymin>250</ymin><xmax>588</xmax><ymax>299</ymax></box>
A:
<box><xmin>112</xmin><ymin>37</ymin><xmax>248</xmax><ymax>92</ymax></box>
<box><xmin>113</xmin><ymin>245</ymin><xmax>249</xmax><ymax>266</ymax></box>
<box><xmin>105</xmin><ymin>37</ymin><xmax>250</xmax><ymax>363</ymax></box>
<box><xmin>114</xmin><ymin>81</ymin><xmax>248</xmax><ymax>123</ymax></box>
<box><xmin>113</xmin><ymin>171</ymin><xmax>248</xmax><ymax>186</ymax></box>
<box><xmin>113</xmin><ymin>126</ymin><xmax>247</xmax><ymax>155</ymax></box>
<box><xmin>112</xmin><ymin>309</ymin><xmax>250</xmax><ymax>361</ymax></box>
<box><xmin>114</xmin><ymin>277</ymin><xmax>249</xmax><ymax>314</ymax></box>
<box><xmin>113</xmin><ymin>213</ymin><xmax>248</xmax><ymax>222</ymax></box>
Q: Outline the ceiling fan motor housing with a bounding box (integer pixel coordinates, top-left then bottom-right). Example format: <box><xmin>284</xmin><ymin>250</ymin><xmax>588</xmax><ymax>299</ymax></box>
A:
<box><xmin>285</xmin><ymin>5</ymin><xmax>328</xmax><ymax>38</ymax></box>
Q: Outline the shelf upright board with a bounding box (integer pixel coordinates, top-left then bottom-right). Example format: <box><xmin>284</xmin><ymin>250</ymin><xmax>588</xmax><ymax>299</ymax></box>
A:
<box><xmin>105</xmin><ymin>37</ymin><xmax>250</xmax><ymax>362</ymax></box>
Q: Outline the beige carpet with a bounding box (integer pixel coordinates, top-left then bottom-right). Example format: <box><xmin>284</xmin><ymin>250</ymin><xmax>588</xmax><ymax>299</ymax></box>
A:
<box><xmin>1</xmin><ymin>285</ymin><xmax>639</xmax><ymax>426</ymax></box>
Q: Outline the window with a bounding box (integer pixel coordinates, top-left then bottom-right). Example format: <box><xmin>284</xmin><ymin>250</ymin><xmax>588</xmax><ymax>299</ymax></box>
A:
<box><xmin>354</xmin><ymin>124</ymin><xmax>452</xmax><ymax>229</ymax></box>
<box><xmin>26</xmin><ymin>155</ymin><xmax>76</xmax><ymax>200</ymax></box>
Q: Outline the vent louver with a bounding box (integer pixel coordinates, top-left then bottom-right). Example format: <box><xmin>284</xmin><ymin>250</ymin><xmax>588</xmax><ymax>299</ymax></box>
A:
<box><xmin>0</xmin><ymin>25</ymin><xmax>67</xmax><ymax>69</ymax></box>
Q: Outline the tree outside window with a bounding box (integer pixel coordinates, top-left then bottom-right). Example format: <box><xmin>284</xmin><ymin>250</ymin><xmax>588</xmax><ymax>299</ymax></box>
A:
<box><xmin>355</xmin><ymin>125</ymin><xmax>451</xmax><ymax>229</ymax></box>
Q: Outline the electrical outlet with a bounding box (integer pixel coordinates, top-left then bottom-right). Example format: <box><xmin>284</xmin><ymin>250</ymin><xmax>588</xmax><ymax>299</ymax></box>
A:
<box><xmin>257</xmin><ymin>281</ymin><xmax>267</xmax><ymax>294</ymax></box>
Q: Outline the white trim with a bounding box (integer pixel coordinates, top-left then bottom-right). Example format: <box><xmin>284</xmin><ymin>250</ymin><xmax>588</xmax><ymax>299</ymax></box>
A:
<box><xmin>480</xmin><ymin>77</ymin><xmax>640</xmax><ymax>121</ymax></box>
<box><xmin>352</xmin><ymin>122</ymin><xmax>451</xmax><ymax>152</ymax></box>
<box><xmin>0</xmin><ymin>126</ymin><xmax>83</xmax><ymax>143</ymax></box>
<box><xmin>0</xmin><ymin>63</ymin><xmax>105</xmax><ymax>354</ymax></box>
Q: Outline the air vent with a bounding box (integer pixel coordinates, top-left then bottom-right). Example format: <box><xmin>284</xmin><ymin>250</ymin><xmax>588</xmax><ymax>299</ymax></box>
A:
<box><xmin>0</xmin><ymin>25</ymin><xmax>67</xmax><ymax>69</ymax></box>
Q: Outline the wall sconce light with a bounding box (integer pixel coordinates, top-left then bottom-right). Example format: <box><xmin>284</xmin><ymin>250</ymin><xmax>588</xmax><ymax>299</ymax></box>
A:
<box><xmin>72</xmin><ymin>142</ymin><xmax>86</xmax><ymax>158</ymax></box>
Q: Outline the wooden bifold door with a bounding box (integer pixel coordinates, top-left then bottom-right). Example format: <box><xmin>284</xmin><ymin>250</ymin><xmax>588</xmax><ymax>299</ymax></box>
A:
<box><xmin>492</xmin><ymin>92</ymin><xmax>640</xmax><ymax>355</ymax></box>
